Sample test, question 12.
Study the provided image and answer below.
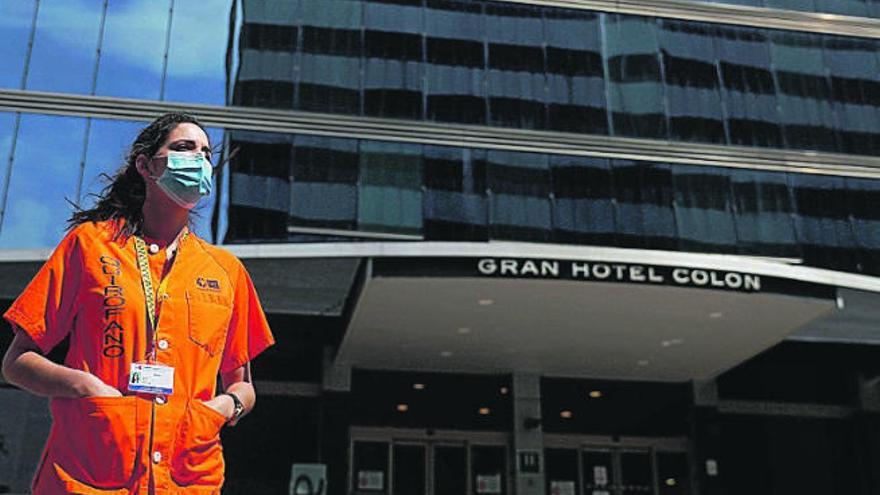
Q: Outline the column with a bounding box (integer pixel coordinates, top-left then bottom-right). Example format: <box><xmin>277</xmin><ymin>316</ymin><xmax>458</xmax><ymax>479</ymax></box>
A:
<box><xmin>513</xmin><ymin>373</ymin><xmax>545</xmax><ymax>495</ymax></box>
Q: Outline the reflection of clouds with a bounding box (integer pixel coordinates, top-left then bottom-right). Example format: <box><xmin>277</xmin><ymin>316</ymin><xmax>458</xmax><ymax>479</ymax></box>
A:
<box><xmin>20</xmin><ymin>0</ymin><xmax>236</xmax><ymax>102</ymax></box>
<box><xmin>29</xmin><ymin>0</ymin><xmax>103</xmax><ymax>53</ymax></box>
<box><xmin>0</xmin><ymin>196</ymin><xmax>56</xmax><ymax>248</ymax></box>
<box><xmin>1</xmin><ymin>114</ymin><xmax>86</xmax><ymax>248</ymax></box>
<box><xmin>166</xmin><ymin>0</ymin><xmax>234</xmax><ymax>77</ymax></box>
<box><xmin>96</xmin><ymin>1</ymin><xmax>168</xmax><ymax>93</ymax></box>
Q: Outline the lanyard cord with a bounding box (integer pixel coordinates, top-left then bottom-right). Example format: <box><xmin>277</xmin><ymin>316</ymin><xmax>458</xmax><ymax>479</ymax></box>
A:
<box><xmin>133</xmin><ymin>231</ymin><xmax>188</xmax><ymax>362</ymax></box>
<box><xmin>134</xmin><ymin>237</ymin><xmax>158</xmax><ymax>361</ymax></box>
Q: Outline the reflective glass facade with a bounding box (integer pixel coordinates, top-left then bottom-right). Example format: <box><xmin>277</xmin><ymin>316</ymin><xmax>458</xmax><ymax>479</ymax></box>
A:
<box><xmin>705</xmin><ymin>0</ymin><xmax>880</xmax><ymax>18</ymax></box>
<box><xmin>229</xmin><ymin>0</ymin><xmax>880</xmax><ymax>155</ymax></box>
<box><xmin>0</xmin><ymin>107</ymin><xmax>876</xmax><ymax>275</ymax></box>
<box><xmin>225</xmin><ymin>127</ymin><xmax>880</xmax><ymax>275</ymax></box>
<box><xmin>4</xmin><ymin>1</ymin><xmax>880</xmax><ymax>154</ymax></box>
<box><xmin>0</xmin><ymin>0</ymin><xmax>234</xmax><ymax>105</ymax></box>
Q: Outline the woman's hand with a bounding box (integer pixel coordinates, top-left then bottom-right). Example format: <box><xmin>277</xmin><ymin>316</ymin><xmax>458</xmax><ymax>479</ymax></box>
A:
<box><xmin>2</xmin><ymin>331</ymin><xmax>121</xmax><ymax>399</ymax></box>
<box><xmin>202</xmin><ymin>394</ymin><xmax>234</xmax><ymax>420</ymax></box>
<box><xmin>75</xmin><ymin>371</ymin><xmax>122</xmax><ymax>398</ymax></box>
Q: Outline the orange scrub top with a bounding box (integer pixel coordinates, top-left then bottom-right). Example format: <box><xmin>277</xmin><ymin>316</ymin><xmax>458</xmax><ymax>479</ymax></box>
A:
<box><xmin>4</xmin><ymin>220</ymin><xmax>275</xmax><ymax>494</ymax></box>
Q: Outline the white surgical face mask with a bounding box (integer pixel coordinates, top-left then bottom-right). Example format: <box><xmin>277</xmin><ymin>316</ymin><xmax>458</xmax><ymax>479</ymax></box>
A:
<box><xmin>151</xmin><ymin>151</ymin><xmax>213</xmax><ymax>209</ymax></box>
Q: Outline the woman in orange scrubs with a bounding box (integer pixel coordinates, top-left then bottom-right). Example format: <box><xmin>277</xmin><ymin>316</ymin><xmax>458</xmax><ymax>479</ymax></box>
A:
<box><xmin>1</xmin><ymin>113</ymin><xmax>274</xmax><ymax>494</ymax></box>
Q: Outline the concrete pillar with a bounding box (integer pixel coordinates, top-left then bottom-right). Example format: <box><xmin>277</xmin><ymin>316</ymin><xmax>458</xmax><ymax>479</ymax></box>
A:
<box><xmin>855</xmin><ymin>374</ymin><xmax>880</xmax><ymax>494</ymax></box>
<box><xmin>322</xmin><ymin>346</ymin><xmax>351</xmax><ymax>392</ymax></box>
<box><xmin>690</xmin><ymin>379</ymin><xmax>724</xmax><ymax>495</ymax></box>
<box><xmin>512</xmin><ymin>373</ymin><xmax>545</xmax><ymax>495</ymax></box>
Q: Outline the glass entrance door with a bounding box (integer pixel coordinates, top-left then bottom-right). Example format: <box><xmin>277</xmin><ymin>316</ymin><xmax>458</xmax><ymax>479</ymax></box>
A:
<box><xmin>350</xmin><ymin>430</ymin><xmax>508</xmax><ymax>495</ymax></box>
<box><xmin>545</xmin><ymin>443</ymin><xmax>690</xmax><ymax>495</ymax></box>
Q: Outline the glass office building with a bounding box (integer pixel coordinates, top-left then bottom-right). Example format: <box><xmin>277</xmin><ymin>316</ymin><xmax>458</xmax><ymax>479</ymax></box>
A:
<box><xmin>1</xmin><ymin>0</ymin><xmax>880</xmax><ymax>494</ymax></box>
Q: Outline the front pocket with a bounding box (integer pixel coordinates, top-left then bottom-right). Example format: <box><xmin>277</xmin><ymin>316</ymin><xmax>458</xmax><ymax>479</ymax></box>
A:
<box><xmin>171</xmin><ymin>400</ymin><xmax>227</xmax><ymax>488</ymax></box>
<box><xmin>49</xmin><ymin>396</ymin><xmax>137</xmax><ymax>490</ymax></box>
<box><xmin>185</xmin><ymin>290</ymin><xmax>232</xmax><ymax>356</ymax></box>
<box><xmin>54</xmin><ymin>463</ymin><xmax>131</xmax><ymax>494</ymax></box>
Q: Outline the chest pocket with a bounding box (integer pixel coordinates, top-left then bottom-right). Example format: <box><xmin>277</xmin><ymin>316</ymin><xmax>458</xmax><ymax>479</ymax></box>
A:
<box><xmin>185</xmin><ymin>289</ymin><xmax>232</xmax><ymax>357</ymax></box>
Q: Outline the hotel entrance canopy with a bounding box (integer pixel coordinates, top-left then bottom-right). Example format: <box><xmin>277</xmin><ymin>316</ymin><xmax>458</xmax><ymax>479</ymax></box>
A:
<box><xmin>231</xmin><ymin>242</ymin><xmax>880</xmax><ymax>382</ymax></box>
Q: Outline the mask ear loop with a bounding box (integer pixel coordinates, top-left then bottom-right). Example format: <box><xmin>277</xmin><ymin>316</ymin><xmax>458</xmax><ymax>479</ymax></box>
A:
<box><xmin>144</xmin><ymin>155</ymin><xmax>164</xmax><ymax>181</ymax></box>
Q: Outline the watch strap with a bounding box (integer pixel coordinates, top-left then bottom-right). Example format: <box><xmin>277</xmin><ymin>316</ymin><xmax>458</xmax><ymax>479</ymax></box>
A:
<box><xmin>222</xmin><ymin>392</ymin><xmax>244</xmax><ymax>424</ymax></box>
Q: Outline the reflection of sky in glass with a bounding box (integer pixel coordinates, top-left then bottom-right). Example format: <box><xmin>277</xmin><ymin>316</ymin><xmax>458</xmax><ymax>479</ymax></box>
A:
<box><xmin>164</xmin><ymin>0</ymin><xmax>234</xmax><ymax>105</ymax></box>
<box><xmin>0</xmin><ymin>113</ymin><xmax>17</xmax><ymax>199</ymax></box>
<box><xmin>0</xmin><ymin>114</ymin><xmax>86</xmax><ymax>248</ymax></box>
<box><xmin>0</xmin><ymin>1</ymin><xmax>36</xmax><ymax>89</ymax></box>
<box><xmin>80</xmin><ymin>119</ymin><xmax>145</xmax><ymax>208</ymax></box>
<box><xmin>95</xmin><ymin>1</ymin><xmax>169</xmax><ymax>99</ymax></box>
<box><xmin>26</xmin><ymin>0</ymin><xmax>102</xmax><ymax>94</ymax></box>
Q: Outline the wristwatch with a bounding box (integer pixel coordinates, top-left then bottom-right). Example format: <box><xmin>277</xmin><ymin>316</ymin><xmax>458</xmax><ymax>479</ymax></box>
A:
<box><xmin>222</xmin><ymin>392</ymin><xmax>244</xmax><ymax>425</ymax></box>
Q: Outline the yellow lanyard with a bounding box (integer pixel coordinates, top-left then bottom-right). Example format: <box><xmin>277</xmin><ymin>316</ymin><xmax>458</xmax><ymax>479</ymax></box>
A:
<box><xmin>134</xmin><ymin>232</ymin><xmax>187</xmax><ymax>360</ymax></box>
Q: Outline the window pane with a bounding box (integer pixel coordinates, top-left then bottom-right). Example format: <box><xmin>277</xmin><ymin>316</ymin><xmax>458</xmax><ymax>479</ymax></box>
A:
<box><xmin>824</xmin><ymin>35</ymin><xmax>880</xmax><ymax>155</ymax></box>
<box><xmin>164</xmin><ymin>0</ymin><xmax>234</xmax><ymax>105</ymax></box>
<box><xmin>729</xmin><ymin>169</ymin><xmax>799</xmax><ymax>257</ymax></box>
<box><xmin>0</xmin><ymin>113</ymin><xmax>17</xmax><ymax>200</ymax></box>
<box><xmin>296</xmin><ymin>0</ymin><xmax>362</xmax><ymax>113</ymax></box>
<box><xmin>582</xmin><ymin>450</ymin><xmax>614</xmax><ymax>492</ymax></box>
<box><xmin>434</xmin><ymin>445</ymin><xmax>466</xmax><ymax>495</ymax></box>
<box><xmin>716</xmin><ymin>26</ymin><xmax>783</xmax><ymax>147</ymax></box>
<box><xmin>94</xmin><ymin>1</ymin><xmax>168</xmax><ymax>99</ymax></box>
<box><xmin>471</xmin><ymin>446</ymin><xmax>506</xmax><ymax>495</ymax></box>
<box><xmin>545</xmin><ymin>9</ymin><xmax>607</xmax><ymax>134</ymax></box>
<box><xmin>352</xmin><ymin>441</ymin><xmax>389</xmax><ymax>494</ymax></box>
<box><xmin>423</xmin><ymin>145</ymin><xmax>488</xmax><ymax>241</ymax></box>
<box><xmin>358</xmin><ymin>141</ymin><xmax>422</xmax><ymax>235</ymax></box>
<box><xmin>234</xmin><ymin>0</ymin><xmax>298</xmax><ymax>109</ymax></box>
<box><xmin>26</xmin><ymin>0</ymin><xmax>102</xmax><ymax>94</ymax></box>
<box><xmin>488</xmin><ymin>150</ymin><xmax>551</xmax><ymax>242</ymax></box>
<box><xmin>790</xmin><ymin>174</ymin><xmax>858</xmax><ymax>271</ymax></box>
<box><xmin>545</xmin><ymin>449</ymin><xmax>580</xmax><ymax>495</ymax></box>
<box><xmin>659</xmin><ymin>20</ymin><xmax>726</xmax><ymax>144</ymax></box>
<box><xmin>0</xmin><ymin>114</ymin><xmax>86</xmax><ymax>248</ymax></box>
<box><xmin>620</xmin><ymin>451</ymin><xmax>654</xmax><ymax>495</ymax></box>
<box><xmin>392</xmin><ymin>444</ymin><xmax>425</xmax><ymax>495</ymax></box>
<box><xmin>604</xmin><ymin>15</ymin><xmax>667</xmax><ymax>139</ymax></box>
<box><xmin>846</xmin><ymin>177</ymin><xmax>880</xmax><ymax>275</ymax></box>
<box><xmin>290</xmin><ymin>135</ymin><xmax>358</xmax><ymax>230</ymax></box>
<box><xmin>657</xmin><ymin>452</ymin><xmax>690</xmax><ymax>495</ymax></box>
<box><xmin>235</xmin><ymin>40</ymin><xmax>297</xmax><ymax>108</ymax></box>
<box><xmin>672</xmin><ymin>165</ymin><xmax>737</xmax><ymax>253</ymax></box>
<box><xmin>0</xmin><ymin>0</ymin><xmax>36</xmax><ymax>89</ymax></box>
<box><xmin>612</xmin><ymin>159</ymin><xmax>676</xmax><ymax>250</ymax></box>
<box><xmin>425</xmin><ymin>0</ymin><xmax>486</xmax><ymax>124</ymax></box>
<box><xmin>363</xmin><ymin>0</ymin><xmax>423</xmax><ymax>119</ymax></box>
<box><xmin>228</xmin><ymin>130</ymin><xmax>292</xmax><ymax>241</ymax></box>
<box><xmin>486</xmin><ymin>3</ymin><xmax>546</xmax><ymax>129</ymax></box>
<box><xmin>770</xmin><ymin>31</ymin><xmax>839</xmax><ymax>152</ymax></box>
<box><xmin>550</xmin><ymin>155</ymin><xmax>616</xmax><ymax>245</ymax></box>
<box><xmin>80</xmin><ymin>119</ymin><xmax>146</xmax><ymax>209</ymax></box>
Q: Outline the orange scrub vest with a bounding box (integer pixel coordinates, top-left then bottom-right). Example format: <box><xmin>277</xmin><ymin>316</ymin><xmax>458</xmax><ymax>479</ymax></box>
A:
<box><xmin>4</xmin><ymin>220</ymin><xmax>275</xmax><ymax>494</ymax></box>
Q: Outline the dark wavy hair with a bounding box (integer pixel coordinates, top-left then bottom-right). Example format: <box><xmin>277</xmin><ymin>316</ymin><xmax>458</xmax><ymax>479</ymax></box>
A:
<box><xmin>67</xmin><ymin>112</ymin><xmax>208</xmax><ymax>239</ymax></box>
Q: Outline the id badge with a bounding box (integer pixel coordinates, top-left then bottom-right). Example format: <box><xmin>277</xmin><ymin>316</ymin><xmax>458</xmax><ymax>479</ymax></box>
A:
<box><xmin>128</xmin><ymin>362</ymin><xmax>175</xmax><ymax>395</ymax></box>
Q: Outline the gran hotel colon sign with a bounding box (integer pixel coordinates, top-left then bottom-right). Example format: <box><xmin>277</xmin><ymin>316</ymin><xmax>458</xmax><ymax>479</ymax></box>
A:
<box><xmin>370</xmin><ymin>257</ymin><xmax>836</xmax><ymax>299</ymax></box>
<box><xmin>476</xmin><ymin>258</ymin><xmax>761</xmax><ymax>292</ymax></box>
